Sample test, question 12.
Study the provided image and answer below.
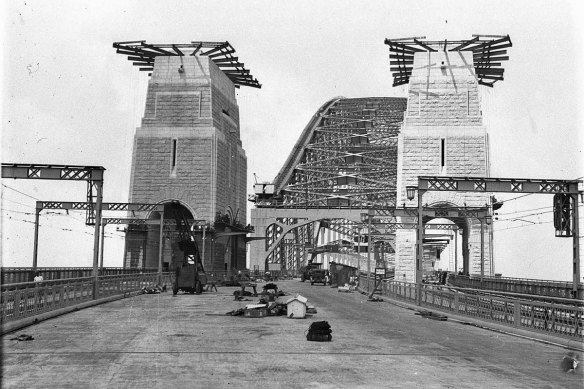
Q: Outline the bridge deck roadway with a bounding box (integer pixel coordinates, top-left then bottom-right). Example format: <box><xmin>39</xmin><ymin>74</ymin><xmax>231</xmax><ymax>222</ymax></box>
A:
<box><xmin>2</xmin><ymin>280</ymin><xmax>582</xmax><ymax>388</ymax></box>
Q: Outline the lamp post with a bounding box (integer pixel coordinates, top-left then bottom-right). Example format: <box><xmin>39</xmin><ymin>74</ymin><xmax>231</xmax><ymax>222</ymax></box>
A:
<box><xmin>191</xmin><ymin>220</ymin><xmax>208</xmax><ymax>269</ymax></box>
<box><xmin>454</xmin><ymin>230</ymin><xmax>458</xmax><ymax>274</ymax></box>
<box><xmin>157</xmin><ymin>211</ymin><xmax>165</xmax><ymax>285</ymax></box>
<box><xmin>406</xmin><ymin>185</ymin><xmax>424</xmax><ymax>306</ymax></box>
<box><xmin>480</xmin><ymin>215</ymin><xmax>492</xmax><ymax>283</ymax></box>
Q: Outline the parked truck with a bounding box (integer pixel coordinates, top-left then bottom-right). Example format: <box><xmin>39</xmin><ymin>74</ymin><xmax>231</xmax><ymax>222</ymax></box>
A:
<box><xmin>299</xmin><ymin>260</ymin><xmax>322</xmax><ymax>282</ymax></box>
<box><xmin>309</xmin><ymin>268</ymin><xmax>329</xmax><ymax>286</ymax></box>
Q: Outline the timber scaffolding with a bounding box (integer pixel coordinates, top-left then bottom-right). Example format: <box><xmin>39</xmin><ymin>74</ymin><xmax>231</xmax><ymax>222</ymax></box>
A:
<box><xmin>384</xmin><ymin>35</ymin><xmax>512</xmax><ymax>87</ymax></box>
<box><xmin>113</xmin><ymin>40</ymin><xmax>261</xmax><ymax>88</ymax></box>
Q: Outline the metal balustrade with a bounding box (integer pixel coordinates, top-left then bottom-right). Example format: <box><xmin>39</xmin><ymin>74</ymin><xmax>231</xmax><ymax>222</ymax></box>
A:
<box><xmin>448</xmin><ymin>274</ymin><xmax>582</xmax><ymax>299</ymax></box>
<box><xmin>1</xmin><ymin>273</ymin><xmax>173</xmax><ymax>324</ymax></box>
<box><xmin>1</xmin><ymin>267</ymin><xmax>159</xmax><ymax>284</ymax></box>
<box><xmin>362</xmin><ymin>277</ymin><xmax>583</xmax><ymax>340</ymax></box>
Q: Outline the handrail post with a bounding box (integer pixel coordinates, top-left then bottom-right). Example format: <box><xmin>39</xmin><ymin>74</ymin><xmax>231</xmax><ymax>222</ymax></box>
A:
<box><xmin>514</xmin><ymin>301</ymin><xmax>521</xmax><ymax>328</ymax></box>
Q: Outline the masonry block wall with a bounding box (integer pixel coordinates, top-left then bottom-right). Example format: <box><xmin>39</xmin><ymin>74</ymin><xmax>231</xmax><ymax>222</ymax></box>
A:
<box><xmin>125</xmin><ymin>56</ymin><xmax>247</xmax><ymax>271</ymax></box>
<box><xmin>395</xmin><ymin>50</ymin><xmax>491</xmax><ymax>282</ymax></box>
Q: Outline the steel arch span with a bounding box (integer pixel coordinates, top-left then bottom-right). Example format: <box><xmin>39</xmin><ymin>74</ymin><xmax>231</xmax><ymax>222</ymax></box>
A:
<box><xmin>249</xmin><ymin>97</ymin><xmax>408</xmax><ymax>273</ymax></box>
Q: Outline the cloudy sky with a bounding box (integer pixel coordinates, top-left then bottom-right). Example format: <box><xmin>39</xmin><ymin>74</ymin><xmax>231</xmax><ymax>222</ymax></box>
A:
<box><xmin>2</xmin><ymin>0</ymin><xmax>582</xmax><ymax>280</ymax></box>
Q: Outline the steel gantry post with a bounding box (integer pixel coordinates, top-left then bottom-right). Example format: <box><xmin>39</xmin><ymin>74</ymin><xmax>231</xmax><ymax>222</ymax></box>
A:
<box><xmin>100</xmin><ymin>218</ymin><xmax>106</xmax><ymax>272</ymax></box>
<box><xmin>480</xmin><ymin>218</ymin><xmax>484</xmax><ymax>283</ymax></box>
<box><xmin>92</xmin><ymin>181</ymin><xmax>103</xmax><ymax>298</ymax></box>
<box><xmin>32</xmin><ymin>208</ymin><xmax>41</xmax><ymax>274</ymax></box>
<box><xmin>572</xmin><ymin>192</ymin><xmax>580</xmax><ymax>298</ymax></box>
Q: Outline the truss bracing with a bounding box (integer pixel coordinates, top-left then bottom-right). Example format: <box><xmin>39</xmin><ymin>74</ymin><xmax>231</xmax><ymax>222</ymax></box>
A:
<box><xmin>253</xmin><ymin>97</ymin><xmax>407</xmax><ymax>210</ymax></box>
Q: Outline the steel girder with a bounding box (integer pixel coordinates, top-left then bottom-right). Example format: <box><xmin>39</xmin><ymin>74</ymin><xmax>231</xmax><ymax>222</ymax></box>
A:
<box><xmin>418</xmin><ymin>176</ymin><xmax>580</xmax><ymax>194</ymax></box>
<box><xmin>257</xmin><ymin>98</ymin><xmax>407</xmax><ymax>209</ymax></box>
<box><xmin>37</xmin><ymin>201</ymin><xmax>164</xmax><ymax>213</ymax></box>
<box><xmin>262</xmin><ymin>206</ymin><xmax>472</xmax><ymax>270</ymax></box>
<box><xmin>2</xmin><ymin>163</ymin><xmax>106</xmax><ymax>225</ymax></box>
<box><xmin>416</xmin><ymin>175</ymin><xmax>583</xmax><ymax>297</ymax></box>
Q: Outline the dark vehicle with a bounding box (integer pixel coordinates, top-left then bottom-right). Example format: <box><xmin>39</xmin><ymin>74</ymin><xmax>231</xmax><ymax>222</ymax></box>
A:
<box><xmin>310</xmin><ymin>269</ymin><xmax>329</xmax><ymax>286</ymax></box>
<box><xmin>173</xmin><ymin>261</ymin><xmax>207</xmax><ymax>295</ymax></box>
<box><xmin>170</xmin><ymin>203</ymin><xmax>208</xmax><ymax>295</ymax></box>
<box><xmin>300</xmin><ymin>260</ymin><xmax>322</xmax><ymax>282</ymax></box>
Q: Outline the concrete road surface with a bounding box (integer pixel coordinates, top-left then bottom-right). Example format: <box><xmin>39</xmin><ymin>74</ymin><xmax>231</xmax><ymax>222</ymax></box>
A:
<box><xmin>2</xmin><ymin>279</ymin><xmax>582</xmax><ymax>388</ymax></box>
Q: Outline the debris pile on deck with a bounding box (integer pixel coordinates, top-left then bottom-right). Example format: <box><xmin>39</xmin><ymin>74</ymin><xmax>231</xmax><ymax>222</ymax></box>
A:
<box><xmin>337</xmin><ymin>283</ymin><xmax>357</xmax><ymax>293</ymax></box>
<box><xmin>141</xmin><ymin>285</ymin><xmax>167</xmax><ymax>294</ymax></box>
<box><xmin>306</xmin><ymin>321</ymin><xmax>332</xmax><ymax>341</ymax></box>
<box><xmin>415</xmin><ymin>310</ymin><xmax>448</xmax><ymax>321</ymax></box>
<box><xmin>226</xmin><ymin>284</ymin><xmax>316</xmax><ymax>319</ymax></box>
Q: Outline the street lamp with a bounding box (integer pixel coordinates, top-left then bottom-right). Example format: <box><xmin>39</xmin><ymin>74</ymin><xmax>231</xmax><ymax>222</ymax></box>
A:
<box><xmin>406</xmin><ymin>186</ymin><xmax>417</xmax><ymax>201</ymax></box>
<box><xmin>480</xmin><ymin>214</ymin><xmax>492</xmax><ymax>283</ymax></box>
<box><xmin>406</xmin><ymin>185</ymin><xmax>424</xmax><ymax>305</ymax></box>
<box><xmin>192</xmin><ymin>220</ymin><xmax>209</xmax><ymax>269</ymax></box>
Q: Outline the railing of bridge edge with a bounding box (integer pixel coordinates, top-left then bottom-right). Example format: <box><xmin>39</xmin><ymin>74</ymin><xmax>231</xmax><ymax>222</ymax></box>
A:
<box><xmin>448</xmin><ymin>274</ymin><xmax>582</xmax><ymax>299</ymax></box>
<box><xmin>361</xmin><ymin>277</ymin><xmax>583</xmax><ymax>340</ymax></box>
<box><xmin>1</xmin><ymin>272</ymin><xmax>173</xmax><ymax>324</ymax></box>
<box><xmin>1</xmin><ymin>267</ymin><xmax>159</xmax><ymax>284</ymax></box>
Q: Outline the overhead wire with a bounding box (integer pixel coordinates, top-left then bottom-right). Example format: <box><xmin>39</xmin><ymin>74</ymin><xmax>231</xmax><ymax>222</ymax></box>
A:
<box><xmin>2</xmin><ymin>183</ymin><xmax>40</xmax><ymax>200</ymax></box>
<box><xmin>2</xmin><ymin>198</ymin><xmax>36</xmax><ymax>209</ymax></box>
<box><xmin>3</xmin><ymin>210</ymin><xmax>126</xmax><ymax>239</ymax></box>
<box><xmin>495</xmin><ymin>205</ymin><xmax>550</xmax><ymax>216</ymax></box>
<box><xmin>4</xmin><ymin>215</ymin><xmax>126</xmax><ymax>239</ymax></box>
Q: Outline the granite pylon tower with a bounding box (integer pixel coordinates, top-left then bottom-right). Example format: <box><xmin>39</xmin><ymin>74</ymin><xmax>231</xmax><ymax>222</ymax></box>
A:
<box><xmin>114</xmin><ymin>41</ymin><xmax>260</xmax><ymax>273</ymax></box>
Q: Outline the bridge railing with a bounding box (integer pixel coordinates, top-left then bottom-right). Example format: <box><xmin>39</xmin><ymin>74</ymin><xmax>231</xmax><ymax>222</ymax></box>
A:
<box><xmin>448</xmin><ymin>274</ymin><xmax>582</xmax><ymax>299</ymax></box>
<box><xmin>1</xmin><ymin>272</ymin><xmax>173</xmax><ymax>324</ymax></box>
<box><xmin>360</xmin><ymin>278</ymin><xmax>583</xmax><ymax>340</ymax></box>
<box><xmin>1</xmin><ymin>267</ymin><xmax>159</xmax><ymax>284</ymax></box>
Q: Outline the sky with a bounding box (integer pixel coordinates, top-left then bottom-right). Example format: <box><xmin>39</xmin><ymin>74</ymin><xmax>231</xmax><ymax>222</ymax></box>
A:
<box><xmin>1</xmin><ymin>0</ymin><xmax>583</xmax><ymax>281</ymax></box>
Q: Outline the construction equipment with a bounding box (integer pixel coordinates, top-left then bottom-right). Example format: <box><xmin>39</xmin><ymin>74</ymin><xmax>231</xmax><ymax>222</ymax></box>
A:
<box><xmin>170</xmin><ymin>203</ymin><xmax>207</xmax><ymax>295</ymax></box>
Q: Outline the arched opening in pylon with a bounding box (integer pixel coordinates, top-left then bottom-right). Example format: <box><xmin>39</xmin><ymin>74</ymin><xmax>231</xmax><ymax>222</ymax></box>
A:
<box><xmin>425</xmin><ymin>201</ymin><xmax>472</xmax><ymax>276</ymax></box>
<box><xmin>148</xmin><ymin>200</ymin><xmax>197</xmax><ymax>272</ymax></box>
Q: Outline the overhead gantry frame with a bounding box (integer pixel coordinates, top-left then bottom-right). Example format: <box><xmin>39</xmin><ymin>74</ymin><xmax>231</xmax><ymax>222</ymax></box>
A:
<box><xmin>262</xmin><ymin>206</ymin><xmax>488</xmax><ymax>273</ymax></box>
<box><xmin>2</xmin><ymin>163</ymin><xmax>105</xmax><ymax>294</ymax></box>
<box><xmin>410</xmin><ymin>176</ymin><xmax>581</xmax><ymax>301</ymax></box>
<box><xmin>32</xmin><ymin>201</ymin><xmax>164</xmax><ymax>272</ymax></box>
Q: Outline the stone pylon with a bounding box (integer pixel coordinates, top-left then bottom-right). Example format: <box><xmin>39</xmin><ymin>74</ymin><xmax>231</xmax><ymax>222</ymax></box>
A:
<box><xmin>394</xmin><ymin>49</ymin><xmax>492</xmax><ymax>282</ymax></box>
<box><xmin>121</xmin><ymin>53</ymin><xmax>249</xmax><ymax>272</ymax></box>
